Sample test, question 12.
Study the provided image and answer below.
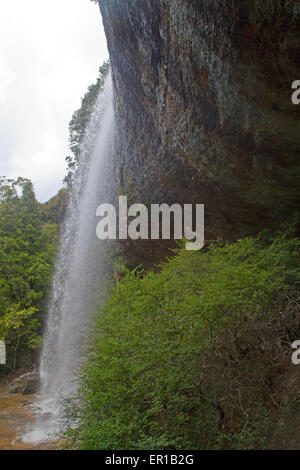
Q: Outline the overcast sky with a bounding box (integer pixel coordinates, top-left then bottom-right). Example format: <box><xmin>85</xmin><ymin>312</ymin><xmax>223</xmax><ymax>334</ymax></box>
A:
<box><xmin>0</xmin><ymin>0</ymin><xmax>108</xmax><ymax>202</ymax></box>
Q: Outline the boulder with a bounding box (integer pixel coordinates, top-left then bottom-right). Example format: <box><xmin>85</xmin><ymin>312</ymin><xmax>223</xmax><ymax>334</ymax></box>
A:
<box><xmin>10</xmin><ymin>371</ymin><xmax>40</xmax><ymax>395</ymax></box>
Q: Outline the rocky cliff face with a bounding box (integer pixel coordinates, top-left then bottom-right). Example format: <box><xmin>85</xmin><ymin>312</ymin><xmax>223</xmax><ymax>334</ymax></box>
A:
<box><xmin>99</xmin><ymin>0</ymin><xmax>300</xmax><ymax>264</ymax></box>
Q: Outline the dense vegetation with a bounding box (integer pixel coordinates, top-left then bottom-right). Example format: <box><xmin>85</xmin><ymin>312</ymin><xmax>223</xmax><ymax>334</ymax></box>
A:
<box><xmin>64</xmin><ymin>62</ymin><xmax>110</xmax><ymax>187</ymax></box>
<box><xmin>39</xmin><ymin>188</ymin><xmax>68</xmax><ymax>226</ymax></box>
<box><xmin>0</xmin><ymin>177</ymin><xmax>58</xmax><ymax>372</ymax></box>
<box><xmin>68</xmin><ymin>231</ymin><xmax>300</xmax><ymax>450</ymax></box>
<box><xmin>0</xmin><ymin>62</ymin><xmax>110</xmax><ymax>375</ymax></box>
<box><xmin>1</xmin><ymin>53</ymin><xmax>298</xmax><ymax>450</ymax></box>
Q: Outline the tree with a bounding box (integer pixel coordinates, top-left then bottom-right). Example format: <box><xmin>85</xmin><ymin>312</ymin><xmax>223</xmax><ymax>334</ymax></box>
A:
<box><xmin>0</xmin><ymin>305</ymin><xmax>40</xmax><ymax>370</ymax></box>
<box><xmin>64</xmin><ymin>61</ymin><xmax>110</xmax><ymax>187</ymax></box>
<box><xmin>39</xmin><ymin>188</ymin><xmax>68</xmax><ymax>225</ymax></box>
<box><xmin>0</xmin><ymin>177</ymin><xmax>58</xmax><ymax>371</ymax></box>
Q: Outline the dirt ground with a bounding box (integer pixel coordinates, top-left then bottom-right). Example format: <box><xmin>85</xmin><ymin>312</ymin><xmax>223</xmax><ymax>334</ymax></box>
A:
<box><xmin>0</xmin><ymin>379</ymin><xmax>57</xmax><ymax>450</ymax></box>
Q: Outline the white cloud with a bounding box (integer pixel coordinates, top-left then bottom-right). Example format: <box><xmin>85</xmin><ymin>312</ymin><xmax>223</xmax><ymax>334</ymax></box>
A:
<box><xmin>0</xmin><ymin>0</ymin><xmax>108</xmax><ymax>202</ymax></box>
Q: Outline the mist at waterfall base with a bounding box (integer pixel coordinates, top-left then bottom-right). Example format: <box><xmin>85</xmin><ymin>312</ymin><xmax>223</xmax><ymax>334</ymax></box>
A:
<box><xmin>23</xmin><ymin>75</ymin><xmax>115</xmax><ymax>444</ymax></box>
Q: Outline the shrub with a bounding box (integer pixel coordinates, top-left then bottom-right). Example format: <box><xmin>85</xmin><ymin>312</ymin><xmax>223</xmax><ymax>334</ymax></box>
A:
<box><xmin>67</xmin><ymin>232</ymin><xmax>300</xmax><ymax>449</ymax></box>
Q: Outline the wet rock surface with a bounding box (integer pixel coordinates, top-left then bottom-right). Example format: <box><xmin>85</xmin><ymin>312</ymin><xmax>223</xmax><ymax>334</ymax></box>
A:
<box><xmin>99</xmin><ymin>0</ymin><xmax>300</xmax><ymax>265</ymax></box>
<box><xmin>10</xmin><ymin>371</ymin><xmax>40</xmax><ymax>396</ymax></box>
<box><xmin>0</xmin><ymin>378</ymin><xmax>56</xmax><ymax>450</ymax></box>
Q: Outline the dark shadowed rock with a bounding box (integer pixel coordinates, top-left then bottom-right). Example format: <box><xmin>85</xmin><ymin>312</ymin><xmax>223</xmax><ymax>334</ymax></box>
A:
<box><xmin>98</xmin><ymin>0</ymin><xmax>300</xmax><ymax>265</ymax></box>
<box><xmin>10</xmin><ymin>372</ymin><xmax>40</xmax><ymax>396</ymax></box>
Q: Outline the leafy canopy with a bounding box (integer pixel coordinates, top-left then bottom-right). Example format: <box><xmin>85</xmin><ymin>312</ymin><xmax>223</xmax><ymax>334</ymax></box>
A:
<box><xmin>0</xmin><ymin>177</ymin><xmax>58</xmax><ymax>370</ymax></box>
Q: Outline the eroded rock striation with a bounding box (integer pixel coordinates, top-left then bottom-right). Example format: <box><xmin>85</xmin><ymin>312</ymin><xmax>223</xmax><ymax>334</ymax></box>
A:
<box><xmin>99</xmin><ymin>0</ymin><xmax>300</xmax><ymax>263</ymax></box>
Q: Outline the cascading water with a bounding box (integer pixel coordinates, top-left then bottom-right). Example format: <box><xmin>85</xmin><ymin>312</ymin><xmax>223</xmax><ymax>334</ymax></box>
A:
<box><xmin>24</xmin><ymin>74</ymin><xmax>115</xmax><ymax>443</ymax></box>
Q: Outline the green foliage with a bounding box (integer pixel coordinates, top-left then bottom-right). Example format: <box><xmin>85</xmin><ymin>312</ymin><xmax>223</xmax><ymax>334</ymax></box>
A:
<box><xmin>0</xmin><ymin>305</ymin><xmax>41</xmax><ymax>371</ymax></box>
<box><xmin>39</xmin><ymin>188</ymin><xmax>68</xmax><ymax>225</ymax></box>
<box><xmin>112</xmin><ymin>256</ymin><xmax>127</xmax><ymax>273</ymax></box>
<box><xmin>68</xmin><ymin>233</ymin><xmax>300</xmax><ymax>449</ymax></box>
<box><xmin>0</xmin><ymin>177</ymin><xmax>58</xmax><ymax>371</ymax></box>
<box><xmin>64</xmin><ymin>61</ymin><xmax>110</xmax><ymax>187</ymax></box>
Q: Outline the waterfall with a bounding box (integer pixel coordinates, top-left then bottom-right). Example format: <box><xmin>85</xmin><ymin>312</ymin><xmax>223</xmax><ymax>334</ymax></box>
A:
<box><xmin>24</xmin><ymin>74</ymin><xmax>115</xmax><ymax>443</ymax></box>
